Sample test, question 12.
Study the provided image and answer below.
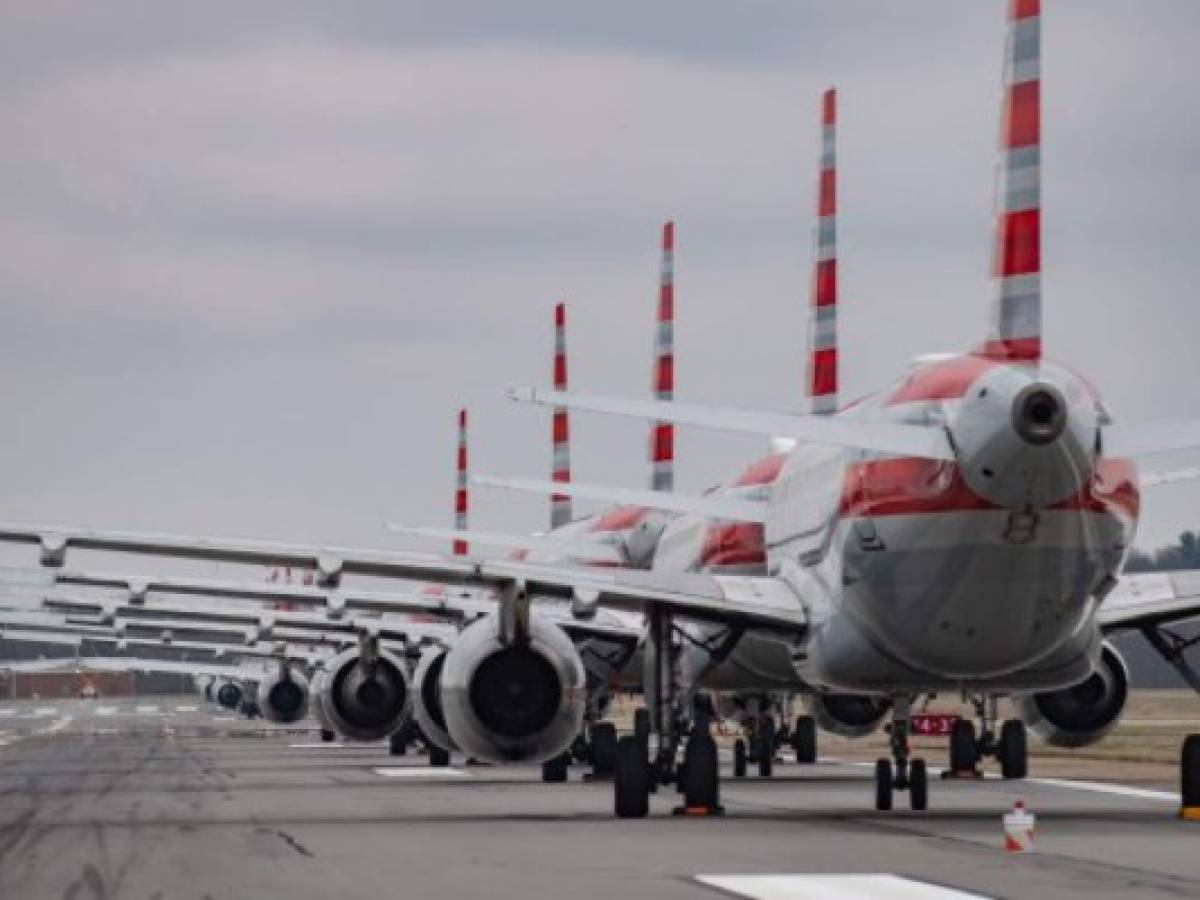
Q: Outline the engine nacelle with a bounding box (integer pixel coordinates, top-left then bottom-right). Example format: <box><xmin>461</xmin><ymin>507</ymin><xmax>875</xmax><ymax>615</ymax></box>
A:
<box><xmin>1015</xmin><ymin>641</ymin><xmax>1129</xmax><ymax>748</ymax></box>
<box><xmin>413</xmin><ymin>646</ymin><xmax>456</xmax><ymax>751</ymax></box>
<box><xmin>803</xmin><ymin>692</ymin><xmax>889</xmax><ymax>738</ymax></box>
<box><xmin>256</xmin><ymin>668</ymin><xmax>311</xmax><ymax>724</ymax></box>
<box><xmin>440</xmin><ymin>611</ymin><xmax>586</xmax><ymax>764</ymax></box>
<box><xmin>318</xmin><ymin>646</ymin><xmax>412</xmax><ymax>742</ymax></box>
<box><xmin>215</xmin><ymin>680</ymin><xmax>244</xmax><ymax>710</ymax></box>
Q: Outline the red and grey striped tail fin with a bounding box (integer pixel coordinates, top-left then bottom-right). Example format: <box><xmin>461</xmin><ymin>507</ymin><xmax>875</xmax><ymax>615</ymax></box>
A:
<box><xmin>984</xmin><ymin>0</ymin><xmax>1041</xmax><ymax>362</ymax></box>
<box><xmin>650</xmin><ymin>220</ymin><xmax>675</xmax><ymax>492</ymax></box>
<box><xmin>453</xmin><ymin>408</ymin><xmax>468</xmax><ymax>556</ymax></box>
<box><xmin>808</xmin><ymin>87</ymin><xmax>838</xmax><ymax>415</ymax></box>
<box><xmin>550</xmin><ymin>302</ymin><xmax>572</xmax><ymax>528</ymax></box>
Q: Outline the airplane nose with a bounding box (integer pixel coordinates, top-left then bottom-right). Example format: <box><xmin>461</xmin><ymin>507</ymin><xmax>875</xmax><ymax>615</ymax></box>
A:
<box><xmin>1013</xmin><ymin>383</ymin><xmax>1067</xmax><ymax>446</ymax></box>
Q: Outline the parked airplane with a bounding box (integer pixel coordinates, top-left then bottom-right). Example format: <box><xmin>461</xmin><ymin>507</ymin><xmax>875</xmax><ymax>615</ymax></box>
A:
<box><xmin>0</xmin><ymin>0</ymin><xmax>1199</xmax><ymax>818</ymax></box>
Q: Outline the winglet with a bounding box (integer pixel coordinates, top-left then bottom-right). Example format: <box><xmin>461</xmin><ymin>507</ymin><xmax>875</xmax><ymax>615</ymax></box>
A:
<box><xmin>982</xmin><ymin>0</ymin><xmax>1042</xmax><ymax>362</ymax></box>
<box><xmin>809</xmin><ymin>88</ymin><xmax>838</xmax><ymax>414</ymax></box>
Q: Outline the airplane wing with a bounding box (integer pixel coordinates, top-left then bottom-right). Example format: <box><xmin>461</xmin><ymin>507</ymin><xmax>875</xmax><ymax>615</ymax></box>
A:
<box><xmin>1098</xmin><ymin>571</ymin><xmax>1200</xmax><ymax>633</ymax></box>
<box><xmin>0</xmin><ymin>655</ymin><xmax>267</xmax><ymax>681</ymax></box>
<box><xmin>1139</xmin><ymin>467</ymin><xmax>1200</xmax><ymax>489</ymax></box>
<box><xmin>388</xmin><ymin>525</ymin><xmax>627</xmax><ymax>565</ymax></box>
<box><xmin>1106</xmin><ymin>418</ymin><xmax>1200</xmax><ymax>459</ymax></box>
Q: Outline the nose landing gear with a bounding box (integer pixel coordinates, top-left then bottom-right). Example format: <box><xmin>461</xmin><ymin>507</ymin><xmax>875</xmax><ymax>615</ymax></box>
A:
<box><xmin>876</xmin><ymin>697</ymin><xmax>928</xmax><ymax>811</ymax></box>
<box><xmin>947</xmin><ymin>696</ymin><xmax>1028</xmax><ymax>779</ymax></box>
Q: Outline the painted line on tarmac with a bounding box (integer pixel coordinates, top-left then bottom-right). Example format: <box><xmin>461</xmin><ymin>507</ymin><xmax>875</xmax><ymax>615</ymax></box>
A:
<box><xmin>289</xmin><ymin>742</ymin><xmax>352</xmax><ymax>749</ymax></box>
<box><xmin>33</xmin><ymin>707</ymin><xmax>57</xmax><ymax>717</ymax></box>
<box><xmin>373</xmin><ymin>767</ymin><xmax>470</xmax><ymax>778</ymax></box>
<box><xmin>175</xmin><ymin>705</ymin><xmax>198</xmax><ymax>712</ymax></box>
<box><xmin>1029</xmin><ymin>777</ymin><xmax>1177</xmax><ymax>803</ymax></box>
<box><xmin>0</xmin><ymin>709</ymin><xmax>16</xmax><ymax>717</ymax></box>
<box><xmin>135</xmin><ymin>705</ymin><xmax>160</xmax><ymax>714</ymax></box>
<box><xmin>95</xmin><ymin>706</ymin><xmax>118</xmax><ymax>716</ymax></box>
<box><xmin>838</xmin><ymin>760</ymin><xmax>1178</xmax><ymax>804</ymax></box>
<box><xmin>695</xmin><ymin>874</ymin><xmax>990</xmax><ymax>899</ymax></box>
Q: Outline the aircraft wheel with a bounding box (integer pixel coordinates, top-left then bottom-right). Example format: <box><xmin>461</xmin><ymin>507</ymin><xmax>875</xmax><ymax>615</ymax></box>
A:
<box><xmin>874</xmin><ymin>758</ymin><xmax>894</xmax><ymax>811</ymax></box>
<box><xmin>1182</xmin><ymin>734</ymin><xmax>1200</xmax><ymax>811</ymax></box>
<box><xmin>909</xmin><ymin>758</ymin><xmax>928</xmax><ymax>811</ymax></box>
<box><xmin>633</xmin><ymin>708</ymin><xmax>651</xmax><ymax>742</ymax></box>
<box><xmin>949</xmin><ymin>718</ymin><xmax>978</xmax><ymax>773</ymax></box>
<box><xmin>615</xmin><ymin>736</ymin><xmax>650</xmax><ymax>818</ymax></box>
<box><xmin>757</xmin><ymin>716</ymin><xmax>775</xmax><ymax>777</ymax></box>
<box><xmin>388</xmin><ymin>732</ymin><xmax>407</xmax><ymax>756</ymax></box>
<box><xmin>733</xmin><ymin>738</ymin><xmax>747</xmax><ymax>777</ymax></box>
<box><xmin>998</xmin><ymin>719</ymin><xmax>1028</xmax><ymax>779</ymax></box>
<box><xmin>792</xmin><ymin>715</ymin><xmax>817</xmax><ymax>764</ymax></box>
<box><xmin>320</xmin><ymin>729</ymin><xmax>337</xmax><ymax>743</ymax></box>
<box><xmin>542</xmin><ymin>753</ymin><xmax>570</xmax><ymax>783</ymax></box>
<box><xmin>590</xmin><ymin>722</ymin><xmax>618</xmax><ymax>778</ymax></box>
<box><xmin>429</xmin><ymin>745</ymin><xmax>451</xmax><ymax>767</ymax></box>
<box><xmin>681</xmin><ymin>732</ymin><xmax>719</xmax><ymax>810</ymax></box>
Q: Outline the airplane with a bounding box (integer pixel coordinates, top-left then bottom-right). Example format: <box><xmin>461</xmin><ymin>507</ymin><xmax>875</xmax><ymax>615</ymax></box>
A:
<box><xmin>1</xmin><ymin>0</ymin><xmax>1200</xmax><ymax>818</ymax></box>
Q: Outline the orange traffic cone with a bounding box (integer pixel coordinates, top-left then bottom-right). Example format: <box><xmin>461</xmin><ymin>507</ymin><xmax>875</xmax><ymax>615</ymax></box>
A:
<box><xmin>1003</xmin><ymin>799</ymin><xmax>1035</xmax><ymax>852</ymax></box>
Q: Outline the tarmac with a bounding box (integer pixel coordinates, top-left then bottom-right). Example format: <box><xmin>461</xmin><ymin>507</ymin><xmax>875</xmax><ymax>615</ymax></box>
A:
<box><xmin>0</xmin><ymin>697</ymin><xmax>1198</xmax><ymax>899</ymax></box>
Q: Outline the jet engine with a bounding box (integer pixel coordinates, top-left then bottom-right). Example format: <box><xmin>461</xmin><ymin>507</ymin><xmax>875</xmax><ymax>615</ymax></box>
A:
<box><xmin>1015</xmin><ymin>641</ymin><xmax>1129</xmax><ymax>748</ymax></box>
<box><xmin>214</xmin><ymin>680</ymin><xmax>244</xmax><ymax>710</ymax></box>
<box><xmin>318</xmin><ymin>645</ymin><xmax>412</xmax><ymax>742</ymax></box>
<box><xmin>255</xmin><ymin>667</ymin><xmax>311</xmax><ymax>724</ymax></box>
<box><xmin>413</xmin><ymin>645</ymin><xmax>456</xmax><ymax>751</ymax></box>
<box><xmin>803</xmin><ymin>692</ymin><xmax>889</xmax><ymax>738</ymax></box>
<box><xmin>440</xmin><ymin>611</ymin><xmax>587</xmax><ymax>764</ymax></box>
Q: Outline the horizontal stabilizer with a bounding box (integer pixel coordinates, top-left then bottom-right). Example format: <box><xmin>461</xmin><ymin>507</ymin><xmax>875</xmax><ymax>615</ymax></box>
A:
<box><xmin>1107</xmin><ymin>419</ymin><xmax>1200</xmax><ymax>459</ymax></box>
<box><xmin>470</xmin><ymin>474</ymin><xmax>768</xmax><ymax>523</ymax></box>
<box><xmin>508</xmin><ymin>387</ymin><xmax>955</xmax><ymax>461</ymax></box>
<box><xmin>388</xmin><ymin>525</ymin><xmax>625</xmax><ymax>564</ymax></box>
<box><xmin>1140</xmin><ymin>467</ymin><xmax>1200</xmax><ymax>488</ymax></box>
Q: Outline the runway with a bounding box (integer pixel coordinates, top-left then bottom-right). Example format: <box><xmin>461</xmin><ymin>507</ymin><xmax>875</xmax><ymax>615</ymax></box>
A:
<box><xmin>0</xmin><ymin>698</ymin><xmax>1197</xmax><ymax>899</ymax></box>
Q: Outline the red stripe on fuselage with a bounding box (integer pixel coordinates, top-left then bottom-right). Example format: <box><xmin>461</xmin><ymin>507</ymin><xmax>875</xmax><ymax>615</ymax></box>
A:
<box><xmin>885</xmin><ymin>354</ymin><xmax>998</xmax><ymax>406</ymax></box>
<box><xmin>839</xmin><ymin>456</ymin><xmax>1139</xmax><ymax>521</ymax></box>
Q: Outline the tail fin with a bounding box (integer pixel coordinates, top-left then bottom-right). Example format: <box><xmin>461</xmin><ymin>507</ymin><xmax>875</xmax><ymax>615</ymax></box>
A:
<box><xmin>550</xmin><ymin>302</ymin><xmax>572</xmax><ymax>528</ymax></box>
<box><xmin>650</xmin><ymin>221</ymin><xmax>675</xmax><ymax>492</ymax></box>
<box><xmin>984</xmin><ymin>0</ymin><xmax>1042</xmax><ymax>361</ymax></box>
<box><xmin>454</xmin><ymin>408</ymin><xmax>468</xmax><ymax>556</ymax></box>
<box><xmin>808</xmin><ymin>88</ymin><xmax>838</xmax><ymax>414</ymax></box>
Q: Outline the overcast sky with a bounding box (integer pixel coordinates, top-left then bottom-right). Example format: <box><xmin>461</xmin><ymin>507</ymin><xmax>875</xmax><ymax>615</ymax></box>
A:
<box><xmin>0</xmin><ymin>0</ymin><xmax>1196</xmax><ymax>555</ymax></box>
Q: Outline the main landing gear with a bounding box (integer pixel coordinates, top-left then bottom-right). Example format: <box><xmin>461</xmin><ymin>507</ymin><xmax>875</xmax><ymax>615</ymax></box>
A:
<box><xmin>947</xmin><ymin>696</ymin><xmax>1028</xmax><ymax>779</ymax></box>
<box><xmin>875</xmin><ymin>697</ymin><xmax>927</xmax><ymax>811</ymax></box>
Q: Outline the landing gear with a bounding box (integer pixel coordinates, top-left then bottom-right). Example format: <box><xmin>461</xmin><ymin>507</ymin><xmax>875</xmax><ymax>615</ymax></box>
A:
<box><xmin>320</xmin><ymin>728</ymin><xmax>336</xmax><ymax>743</ymax></box>
<box><xmin>998</xmin><ymin>719</ymin><xmax>1028</xmax><ymax>779</ymax></box>
<box><xmin>388</xmin><ymin>731</ymin><xmax>408</xmax><ymax>756</ymax></box>
<box><xmin>429</xmin><ymin>745</ymin><xmax>451</xmax><ymax>767</ymax></box>
<box><xmin>950</xmin><ymin>696</ymin><xmax>1027</xmax><ymax>779</ymax></box>
<box><xmin>792</xmin><ymin>715</ymin><xmax>817</xmax><ymax>764</ymax></box>
<box><xmin>949</xmin><ymin>718</ymin><xmax>979</xmax><ymax>774</ymax></box>
<box><xmin>1183</xmin><ymin>734</ymin><xmax>1200</xmax><ymax>816</ymax></box>
<box><xmin>733</xmin><ymin>739</ymin><xmax>747</xmax><ymax>777</ymax></box>
<box><xmin>614</xmin><ymin>736</ymin><xmax>650</xmax><ymax>818</ymax></box>
<box><xmin>876</xmin><ymin>696</ymin><xmax>927</xmax><ymax>811</ymax></box>
<box><xmin>590</xmin><ymin>722</ymin><xmax>618</xmax><ymax>779</ymax></box>
<box><xmin>542</xmin><ymin>752</ymin><xmax>570</xmax><ymax>783</ymax></box>
<box><xmin>757</xmin><ymin>716</ymin><xmax>775</xmax><ymax>777</ymax></box>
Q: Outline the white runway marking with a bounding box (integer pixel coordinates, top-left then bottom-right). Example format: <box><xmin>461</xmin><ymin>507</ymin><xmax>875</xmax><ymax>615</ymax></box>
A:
<box><xmin>33</xmin><ymin>707</ymin><xmax>57</xmax><ymax>717</ymax></box>
<box><xmin>289</xmin><ymin>742</ymin><xmax>350</xmax><ymax>749</ymax></box>
<box><xmin>373</xmin><ymin>767</ymin><xmax>469</xmax><ymax>778</ymax></box>
<box><xmin>175</xmin><ymin>705</ymin><xmax>197</xmax><ymax>713</ymax></box>
<box><xmin>1030</xmin><ymin>777</ymin><xmax>1178</xmax><ymax>803</ymax></box>
<box><xmin>95</xmin><ymin>706</ymin><xmax>118</xmax><ymax>716</ymax></box>
<box><xmin>135</xmin><ymin>705</ymin><xmax>160</xmax><ymax>714</ymax></box>
<box><xmin>696</xmin><ymin>874</ymin><xmax>989</xmax><ymax>900</ymax></box>
<box><xmin>0</xmin><ymin>709</ymin><xmax>16</xmax><ymax>717</ymax></box>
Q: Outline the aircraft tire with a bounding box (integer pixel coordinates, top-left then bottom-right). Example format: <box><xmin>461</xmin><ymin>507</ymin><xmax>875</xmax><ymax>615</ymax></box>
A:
<box><xmin>874</xmin><ymin>758</ymin><xmax>894</xmax><ymax>811</ymax></box>
<box><xmin>615</xmin><ymin>736</ymin><xmax>650</xmax><ymax>818</ymax></box>
<box><xmin>910</xmin><ymin>758</ymin><xmax>928</xmax><ymax>811</ymax></box>
<box><xmin>949</xmin><ymin>718</ymin><xmax>978</xmax><ymax>773</ymax></box>
<box><xmin>998</xmin><ymin>719</ymin><xmax>1028</xmax><ymax>779</ymax></box>
<box><xmin>792</xmin><ymin>715</ymin><xmax>817</xmax><ymax>764</ymax></box>
<box><xmin>542</xmin><ymin>753</ymin><xmax>570</xmax><ymax>783</ymax></box>
<box><xmin>733</xmin><ymin>738</ymin><xmax>747</xmax><ymax>777</ymax></box>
